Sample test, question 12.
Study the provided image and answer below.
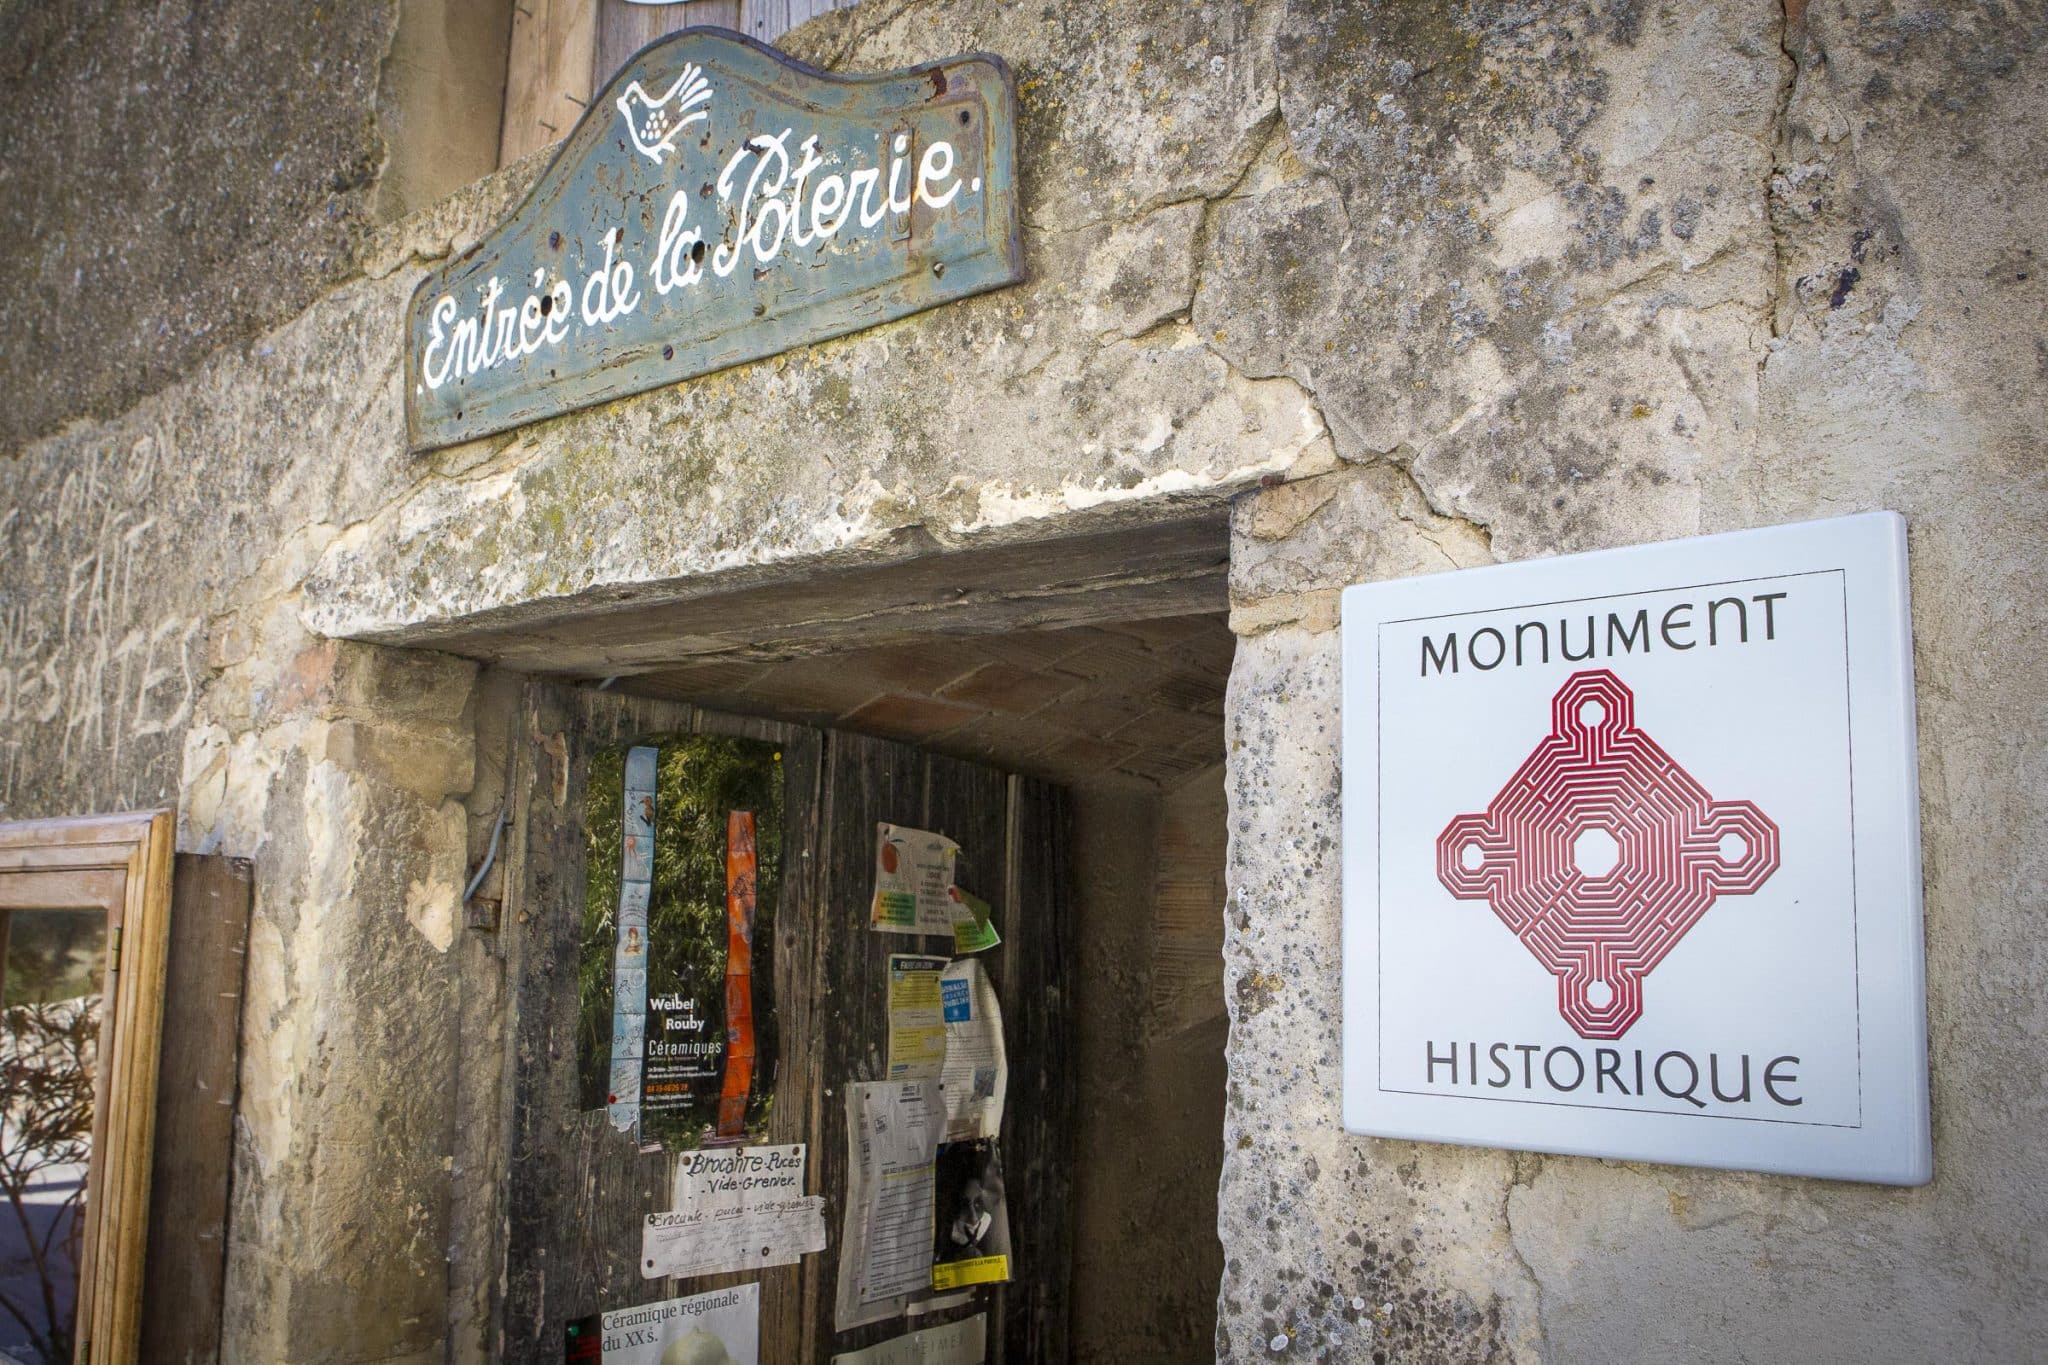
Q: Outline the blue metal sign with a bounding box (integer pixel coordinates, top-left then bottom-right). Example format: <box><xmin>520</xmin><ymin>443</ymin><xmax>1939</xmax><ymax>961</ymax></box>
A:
<box><xmin>405</xmin><ymin>29</ymin><xmax>1023</xmax><ymax>452</ymax></box>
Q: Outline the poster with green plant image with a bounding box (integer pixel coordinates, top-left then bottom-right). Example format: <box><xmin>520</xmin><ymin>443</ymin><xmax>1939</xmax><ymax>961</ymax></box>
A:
<box><xmin>579</xmin><ymin>734</ymin><xmax>783</xmax><ymax>1149</ymax></box>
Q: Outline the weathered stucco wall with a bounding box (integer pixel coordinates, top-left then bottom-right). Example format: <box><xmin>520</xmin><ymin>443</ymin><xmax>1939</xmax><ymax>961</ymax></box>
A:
<box><xmin>0</xmin><ymin>0</ymin><xmax>2042</xmax><ymax>1361</ymax></box>
<box><xmin>300</xmin><ymin>0</ymin><xmax>1333</xmax><ymax>644</ymax></box>
<box><xmin>0</xmin><ymin>0</ymin><xmax>513</xmax><ymax>454</ymax></box>
<box><xmin>1221</xmin><ymin>1</ymin><xmax>2048</xmax><ymax>1361</ymax></box>
<box><xmin>0</xmin><ymin>0</ymin><xmax>395</xmax><ymax>452</ymax></box>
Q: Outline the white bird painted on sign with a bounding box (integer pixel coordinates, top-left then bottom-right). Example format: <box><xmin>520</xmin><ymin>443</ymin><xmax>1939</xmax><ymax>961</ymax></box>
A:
<box><xmin>616</xmin><ymin>63</ymin><xmax>714</xmax><ymax>164</ymax></box>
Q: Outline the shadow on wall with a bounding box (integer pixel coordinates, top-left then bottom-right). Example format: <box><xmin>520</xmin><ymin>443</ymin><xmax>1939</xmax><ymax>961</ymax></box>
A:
<box><xmin>1071</xmin><ymin>768</ymin><xmax>1229</xmax><ymax>1362</ymax></box>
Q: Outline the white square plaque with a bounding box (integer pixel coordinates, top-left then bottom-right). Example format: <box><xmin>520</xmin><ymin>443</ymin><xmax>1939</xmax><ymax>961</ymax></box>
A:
<box><xmin>1340</xmin><ymin>512</ymin><xmax>1929</xmax><ymax>1184</ymax></box>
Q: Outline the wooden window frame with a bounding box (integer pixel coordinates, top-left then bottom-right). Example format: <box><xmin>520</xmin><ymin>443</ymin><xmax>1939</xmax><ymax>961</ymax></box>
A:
<box><xmin>0</xmin><ymin>811</ymin><xmax>175</xmax><ymax>1365</ymax></box>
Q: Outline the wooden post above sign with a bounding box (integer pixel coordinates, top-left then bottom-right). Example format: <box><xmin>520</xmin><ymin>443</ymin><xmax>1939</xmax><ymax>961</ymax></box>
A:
<box><xmin>406</xmin><ymin>28</ymin><xmax>1023</xmax><ymax>452</ymax></box>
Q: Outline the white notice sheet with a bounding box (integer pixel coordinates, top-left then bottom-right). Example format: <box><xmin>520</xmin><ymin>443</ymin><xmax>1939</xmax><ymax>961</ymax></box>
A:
<box><xmin>938</xmin><ymin>959</ymin><xmax>1007</xmax><ymax>1142</ymax></box>
<box><xmin>836</xmin><ymin>1081</ymin><xmax>942</xmax><ymax>1325</ymax></box>
<box><xmin>640</xmin><ymin>1143</ymin><xmax>827</xmax><ymax>1280</ymax></box>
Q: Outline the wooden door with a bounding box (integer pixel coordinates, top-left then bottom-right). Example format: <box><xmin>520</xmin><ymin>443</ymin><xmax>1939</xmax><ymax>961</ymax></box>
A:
<box><xmin>497</xmin><ymin>683</ymin><xmax>1075</xmax><ymax>1362</ymax></box>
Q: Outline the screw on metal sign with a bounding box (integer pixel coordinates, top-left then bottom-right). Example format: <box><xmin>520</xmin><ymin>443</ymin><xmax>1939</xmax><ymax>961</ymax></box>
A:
<box><xmin>1435</xmin><ymin>669</ymin><xmax>1781</xmax><ymax>1039</ymax></box>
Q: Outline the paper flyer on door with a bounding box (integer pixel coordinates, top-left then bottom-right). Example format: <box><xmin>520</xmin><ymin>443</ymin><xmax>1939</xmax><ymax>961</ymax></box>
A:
<box><xmin>830</xmin><ymin>1314</ymin><xmax>988</xmax><ymax>1365</ymax></box>
<box><xmin>871</xmin><ymin>824</ymin><xmax>960</xmax><ymax>934</ymax></box>
<box><xmin>835</xmin><ymin>1081</ymin><xmax>943</xmax><ymax>1327</ymax></box>
<box><xmin>931</xmin><ymin>1138</ymin><xmax>1011</xmax><ymax>1290</ymax></box>
<box><xmin>944</xmin><ymin>887</ymin><xmax>1001</xmax><ymax>955</ymax></box>
<box><xmin>938</xmin><ymin>959</ymin><xmax>1006</xmax><ymax>1142</ymax></box>
<box><xmin>607</xmin><ymin>746</ymin><xmax>659</xmax><ymax>1133</ymax></box>
<box><xmin>640</xmin><ymin>1143</ymin><xmax>827</xmax><ymax>1280</ymax></box>
<box><xmin>887</xmin><ymin>954</ymin><xmax>951</xmax><ymax>1081</ymax></box>
<box><xmin>563</xmin><ymin>1283</ymin><xmax>759</xmax><ymax>1365</ymax></box>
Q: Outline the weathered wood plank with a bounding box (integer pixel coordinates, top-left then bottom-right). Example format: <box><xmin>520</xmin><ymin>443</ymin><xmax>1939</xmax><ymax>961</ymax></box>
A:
<box><xmin>0</xmin><ymin>811</ymin><xmax>163</xmax><ymax>852</ymax></box>
<box><xmin>639</xmin><ymin>702</ymin><xmax>818</xmax><ymax>1361</ymax></box>
<box><xmin>756</xmin><ymin>717</ymin><xmax>823</xmax><ymax>1363</ymax></box>
<box><xmin>92</xmin><ymin>808</ymin><xmax>177</xmax><ymax>1364</ymax></box>
<box><xmin>138</xmin><ymin>855</ymin><xmax>253</xmax><ymax>1365</ymax></box>
<box><xmin>502</xmin><ymin>0</ymin><xmax>861</xmax><ymax>170</ymax></box>
<box><xmin>596</xmin><ymin>0</ymin><xmax>739</xmax><ymax>90</ymax></box>
<box><xmin>923</xmin><ymin>753</ymin><xmax>1008</xmax><ymax>952</ymax></box>
<box><xmin>450</xmin><ymin>672</ymin><xmax>524</xmax><ymax>1365</ymax></box>
<box><xmin>995</xmin><ymin>776</ymin><xmax>1077</xmax><ymax>1365</ymax></box>
<box><xmin>502</xmin><ymin>684</ymin><xmax>826</xmax><ymax>1360</ymax></box>
<box><xmin>737</xmin><ymin>0</ymin><xmax>857</xmax><ymax>44</ymax></box>
<box><xmin>501</xmin><ymin>681</ymin><xmax>684</xmax><ymax>1355</ymax></box>
<box><xmin>501</xmin><ymin>0</ymin><xmax>599</xmax><ymax>164</ymax></box>
<box><xmin>0</xmin><ymin>865</ymin><xmax>126</xmax><ymax>909</ymax></box>
<box><xmin>500</xmin><ymin>678</ymin><xmax>593</xmax><ymax>1360</ymax></box>
<box><xmin>804</xmin><ymin>731</ymin><xmax>928</xmax><ymax>1359</ymax></box>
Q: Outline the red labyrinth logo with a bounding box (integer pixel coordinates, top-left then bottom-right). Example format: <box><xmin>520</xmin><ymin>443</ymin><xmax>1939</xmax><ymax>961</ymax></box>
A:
<box><xmin>1436</xmin><ymin>669</ymin><xmax>1781</xmax><ymax>1039</ymax></box>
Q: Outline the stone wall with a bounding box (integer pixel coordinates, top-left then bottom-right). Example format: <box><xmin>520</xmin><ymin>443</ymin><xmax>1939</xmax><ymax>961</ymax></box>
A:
<box><xmin>1220</xmin><ymin>2</ymin><xmax>2048</xmax><ymax>1360</ymax></box>
<box><xmin>0</xmin><ymin>0</ymin><xmax>2041</xmax><ymax>1361</ymax></box>
<box><xmin>0</xmin><ymin>4</ymin><xmax>1326</xmax><ymax>1359</ymax></box>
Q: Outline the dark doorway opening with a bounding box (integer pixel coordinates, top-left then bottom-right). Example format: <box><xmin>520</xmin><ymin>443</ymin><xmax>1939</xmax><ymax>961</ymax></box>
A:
<box><xmin>620</xmin><ymin>612</ymin><xmax>1232</xmax><ymax>1361</ymax></box>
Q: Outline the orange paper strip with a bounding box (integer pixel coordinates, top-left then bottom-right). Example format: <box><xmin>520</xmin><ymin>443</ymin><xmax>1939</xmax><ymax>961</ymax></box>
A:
<box><xmin>717</xmin><ymin>810</ymin><xmax>758</xmax><ymax>1137</ymax></box>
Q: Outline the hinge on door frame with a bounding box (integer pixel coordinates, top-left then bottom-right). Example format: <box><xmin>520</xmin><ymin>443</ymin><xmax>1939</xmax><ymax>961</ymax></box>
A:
<box><xmin>108</xmin><ymin>925</ymin><xmax>121</xmax><ymax>973</ymax></box>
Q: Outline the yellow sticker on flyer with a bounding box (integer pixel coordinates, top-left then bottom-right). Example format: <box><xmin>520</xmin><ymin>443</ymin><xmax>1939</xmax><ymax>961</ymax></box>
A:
<box><xmin>932</xmin><ymin>1254</ymin><xmax>1009</xmax><ymax>1290</ymax></box>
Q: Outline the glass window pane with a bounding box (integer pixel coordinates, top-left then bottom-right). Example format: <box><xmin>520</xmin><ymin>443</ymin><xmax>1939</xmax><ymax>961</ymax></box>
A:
<box><xmin>1</xmin><ymin>909</ymin><xmax>106</xmax><ymax>1365</ymax></box>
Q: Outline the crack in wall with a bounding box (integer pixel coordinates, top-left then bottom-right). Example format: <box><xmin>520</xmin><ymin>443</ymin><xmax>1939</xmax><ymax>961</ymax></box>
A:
<box><xmin>1500</xmin><ymin>1152</ymin><xmax>1553</xmax><ymax>1361</ymax></box>
<box><xmin>823</xmin><ymin>0</ymin><xmax>937</xmax><ymax>70</ymax></box>
<box><xmin>1172</xmin><ymin>87</ymin><xmax>1506</xmax><ymax>577</ymax></box>
<box><xmin>1764</xmin><ymin>0</ymin><xmax>1807</xmax><ymax>348</ymax></box>
<box><xmin>1393</xmin><ymin>454</ymin><xmax>1496</xmax><ymax>562</ymax></box>
<box><xmin>1188</xmin><ymin>110</ymin><xmax>1298</xmax><ymax>386</ymax></box>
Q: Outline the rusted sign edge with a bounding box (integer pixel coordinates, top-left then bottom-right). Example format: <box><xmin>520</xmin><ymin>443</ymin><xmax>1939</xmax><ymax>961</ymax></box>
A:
<box><xmin>404</xmin><ymin>27</ymin><xmax>1025</xmax><ymax>454</ymax></box>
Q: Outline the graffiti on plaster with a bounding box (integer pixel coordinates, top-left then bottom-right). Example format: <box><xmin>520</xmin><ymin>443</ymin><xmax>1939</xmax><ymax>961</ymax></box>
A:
<box><xmin>0</xmin><ymin>434</ymin><xmax>198</xmax><ymax>803</ymax></box>
<box><xmin>0</xmin><ymin>561</ymin><xmax>200</xmax><ymax>765</ymax></box>
<box><xmin>404</xmin><ymin>28</ymin><xmax>1024</xmax><ymax>452</ymax></box>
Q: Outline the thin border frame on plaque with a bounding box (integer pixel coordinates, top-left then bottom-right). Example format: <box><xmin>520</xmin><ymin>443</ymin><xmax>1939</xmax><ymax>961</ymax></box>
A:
<box><xmin>0</xmin><ymin>809</ymin><xmax>175</xmax><ymax>1365</ymax></box>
